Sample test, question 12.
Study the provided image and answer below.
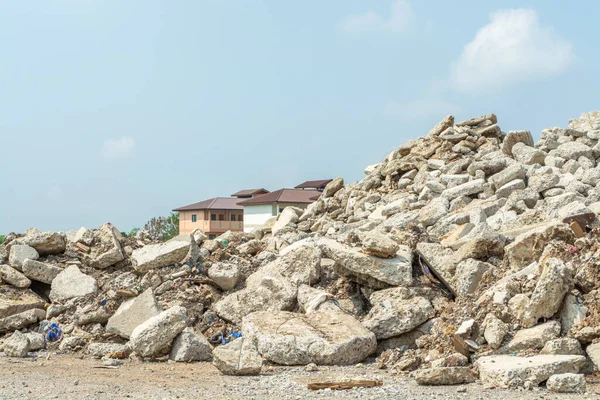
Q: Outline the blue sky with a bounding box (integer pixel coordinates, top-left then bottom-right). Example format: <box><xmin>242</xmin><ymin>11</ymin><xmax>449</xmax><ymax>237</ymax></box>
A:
<box><xmin>1</xmin><ymin>0</ymin><xmax>599</xmax><ymax>233</ymax></box>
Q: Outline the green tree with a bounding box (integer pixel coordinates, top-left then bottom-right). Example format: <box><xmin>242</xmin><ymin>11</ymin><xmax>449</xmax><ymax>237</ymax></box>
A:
<box><xmin>121</xmin><ymin>228</ymin><xmax>140</xmax><ymax>238</ymax></box>
<box><xmin>143</xmin><ymin>212</ymin><xmax>179</xmax><ymax>242</ymax></box>
<box><xmin>0</xmin><ymin>235</ymin><xmax>5</xmax><ymax>244</ymax></box>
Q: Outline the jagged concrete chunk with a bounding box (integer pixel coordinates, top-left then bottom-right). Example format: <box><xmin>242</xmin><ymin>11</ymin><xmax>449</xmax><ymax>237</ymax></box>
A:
<box><xmin>130</xmin><ymin>306</ymin><xmax>188</xmax><ymax>357</ymax></box>
<box><xmin>18</xmin><ymin>229</ymin><xmax>66</xmax><ymax>255</ymax></box>
<box><xmin>361</xmin><ymin>231</ymin><xmax>399</xmax><ymax>258</ymax></box>
<box><xmin>243</xmin><ymin>310</ymin><xmax>376</xmax><ymax>365</ymax></box>
<box><xmin>213</xmin><ymin>338</ymin><xmax>262</xmax><ymax>376</ymax></box>
<box><xmin>4</xmin><ymin>330</ymin><xmax>30</xmax><ymax>357</ymax></box>
<box><xmin>476</xmin><ymin>355</ymin><xmax>586</xmax><ymax>389</ymax></box>
<box><xmin>322</xmin><ymin>177</ymin><xmax>344</xmax><ymax>198</ymax></box>
<box><xmin>413</xmin><ymin>367</ymin><xmax>476</xmax><ymax>386</ymax></box>
<box><xmin>50</xmin><ymin>265</ymin><xmax>98</xmax><ymax>302</ymax></box>
<box><xmin>504</xmin><ymin>222</ymin><xmax>574</xmax><ymax>270</ymax></box>
<box><xmin>454</xmin><ymin>259</ymin><xmax>492</xmax><ymax>297</ymax></box>
<box><xmin>22</xmin><ymin>259</ymin><xmax>62</xmax><ymax>284</ymax></box>
<box><xmin>170</xmin><ymin>330</ymin><xmax>213</xmax><ymax>362</ymax></box>
<box><xmin>132</xmin><ymin>239</ymin><xmax>190</xmax><ymax>272</ymax></box>
<box><xmin>507</xmin><ymin>321</ymin><xmax>561</xmax><ymax>352</ymax></box>
<box><xmin>0</xmin><ymin>308</ymin><xmax>46</xmax><ymax>331</ymax></box>
<box><xmin>86</xmin><ymin>343</ymin><xmax>129</xmax><ymax>358</ymax></box>
<box><xmin>0</xmin><ymin>264</ymin><xmax>31</xmax><ymax>288</ymax></box>
<box><xmin>106</xmin><ymin>288</ymin><xmax>161</xmax><ymax>339</ymax></box>
<box><xmin>8</xmin><ymin>245</ymin><xmax>39</xmax><ymax>271</ymax></box>
<box><xmin>207</xmin><ymin>263</ymin><xmax>241</xmax><ymax>291</ymax></box>
<box><xmin>502</xmin><ymin>130</ymin><xmax>534</xmax><ymax>155</ymax></box>
<box><xmin>541</xmin><ymin>338</ymin><xmax>584</xmax><ymax>356</ymax></box>
<box><xmin>483</xmin><ymin>313</ymin><xmax>508</xmax><ymax>350</ymax></box>
<box><xmin>24</xmin><ymin>332</ymin><xmax>45</xmax><ymax>351</ymax></box>
<box><xmin>319</xmin><ymin>238</ymin><xmax>412</xmax><ymax>289</ymax></box>
<box><xmin>272</xmin><ymin>207</ymin><xmax>300</xmax><ymax>235</ymax></box>
<box><xmin>0</xmin><ymin>287</ymin><xmax>45</xmax><ymax>318</ymax></box>
<box><xmin>547</xmin><ymin>373</ymin><xmax>586</xmax><ymax>393</ymax></box>
<box><xmin>440</xmin><ymin>179</ymin><xmax>484</xmax><ymax>200</ymax></box>
<box><xmin>523</xmin><ymin>258</ymin><xmax>571</xmax><ymax>327</ymax></box>
<box><xmin>84</xmin><ymin>223</ymin><xmax>125</xmax><ymax>269</ymax></box>
<box><xmin>362</xmin><ymin>289</ymin><xmax>433</xmax><ymax>339</ymax></box>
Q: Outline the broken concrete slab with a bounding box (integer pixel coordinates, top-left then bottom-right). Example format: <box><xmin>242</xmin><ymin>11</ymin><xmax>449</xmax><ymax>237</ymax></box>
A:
<box><xmin>361</xmin><ymin>231</ymin><xmax>399</xmax><ymax>258</ymax></box>
<box><xmin>547</xmin><ymin>373</ymin><xmax>586</xmax><ymax>393</ymax></box>
<box><xmin>541</xmin><ymin>338</ymin><xmax>584</xmax><ymax>356</ymax></box>
<box><xmin>132</xmin><ymin>238</ymin><xmax>190</xmax><ymax>272</ymax></box>
<box><xmin>86</xmin><ymin>343</ymin><xmax>129</xmax><ymax>359</ymax></box>
<box><xmin>413</xmin><ymin>367</ymin><xmax>476</xmax><ymax>386</ymax></box>
<box><xmin>207</xmin><ymin>263</ymin><xmax>241</xmax><ymax>291</ymax></box>
<box><xmin>50</xmin><ymin>265</ymin><xmax>97</xmax><ymax>302</ymax></box>
<box><xmin>362</xmin><ymin>289</ymin><xmax>434</xmax><ymax>339</ymax></box>
<box><xmin>170</xmin><ymin>329</ymin><xmax>213</xmax><ymax>362</ymax></box>
<box><xmin>0</xmin><ymin>287</ymin><xmax>45</xmax><ymax>319</ymax></box>
<box><xmin>21</xmin><ymin>259</ymin><xmax>62</xmax><ymax>284</ymax></box>
<box><xmin>504</xmin><ymin>221</ymin><xmax>574</xmax><ymax>270</ymax></box>
<box><xmin>18</xmin><ymin>229</ymin><xmax>67</xmax><ymax>255</ymax></box>
<box><xmin>83</xmin><ymin>223</ymin><xmax>125</xmax><ymax>270</ymax></box>
<box><xmin>106</xmin><ymin>288</ymin><xmax>161</xmax><ymax>339</ymax></box>
<box><xmin>8</xmin><ymin>245</ymin><xmax>39</xmax><ymax>271</ymax></box>
<box><xmin>212</xmin><ymin>337</ymin><xmax>262</xmax><ymax>376</ymax></box>
<box><xmin>453</xmin><ymin>258</ymin><xmax>492</xmax><ymax>297</ymax></box>
<box><xmin>507</xmin><ymin>321</ymin><xmax>561</xmax><ymax>352</ymax></box>
<box><xmin>319</xmin><ymin>238</ymin><xmax>412</xmax><ymax>289</ymax></box>
<box><xmin>242</xmin><ymin>310</ymin><xmax>376</xmax><ymax>365</ymax></box>
<box><xmin>3</xmin><ymin>330</ymin><xmax>30</xmax><ymax>357</ymax></box>
<box><xmin>476</xmin><ymin>355</ymin><xmax>586</xmax><ymax>389</ymax></box>
<box><xmin>130</xmin><ymin>306</ymin><xmax>188</xmax><ymax>357</ymax></box>
<box><xmin>0</xmin><ymin>264</ymin><xmax>31</xmax><ymax>288</ymax></box>
<box><xmin>0</xmin><ymin>308</ymin><xmax>46</xmax><ymax>332</ymax></box>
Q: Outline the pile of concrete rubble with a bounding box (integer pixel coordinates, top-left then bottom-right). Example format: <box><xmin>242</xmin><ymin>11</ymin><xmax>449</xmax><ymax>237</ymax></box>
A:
<box><xmin>3</xmin><ymin>111</ymin><xmax>600</xmax><ymax>393</ymax></box>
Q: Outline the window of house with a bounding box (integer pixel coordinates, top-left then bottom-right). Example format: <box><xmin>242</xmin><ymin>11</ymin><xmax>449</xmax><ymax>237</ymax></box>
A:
<box><xmin>239</xmin><ymin>214</ymin><xmax>243</xmax><ymax>222</ymax></box>
<box><xmin>231</xmin><ymin>215</ymin><xmax>236</xmax><ymax>221</ymax></box>
<box><xmin>210</xmin><ymin>214</ymin><xmax>216</xmax><ymax>221</ymax></box>
<box><xmin>191</xmin><ymin>214</ymin><xmax>197</xmax><ymax>222</ymax></box>
<box><xmin>218</xmin><ymin>214</ymin><xmax>224</xmax><ymax>221</ymax></box>
<box><xmin>208</xmin><ymin>234</ymin><xmax>216</xmax><ymax>240</ymax></box>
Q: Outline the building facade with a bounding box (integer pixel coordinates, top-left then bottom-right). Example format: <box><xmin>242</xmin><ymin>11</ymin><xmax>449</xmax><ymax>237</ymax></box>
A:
<box><xmin>173</xmin><ymin>189</ymin><xmax>270</xmax><ymax>238</ymax></box>
<box><xmin>237</xmin><ymin>189</ymin><xmax>320</xmax><ymax>232</ymax></box>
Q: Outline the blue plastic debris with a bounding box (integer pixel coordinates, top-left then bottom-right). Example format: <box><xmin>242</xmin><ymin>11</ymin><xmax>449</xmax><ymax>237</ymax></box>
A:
<box><xmin>45</xmin><ymin>322</ymin><xmax>62</xmax><ymax>343</ymax></box>
<box><xmin>230</xmin><ymin>331</ymin><xmax>242</xmax><ymax>339</ymax></box>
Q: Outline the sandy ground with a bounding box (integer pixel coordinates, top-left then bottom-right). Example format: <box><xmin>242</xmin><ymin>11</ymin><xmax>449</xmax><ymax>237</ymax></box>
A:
<box><xmin>1</xmin><ymin>354</ymin><xmax>600</xmax><ymax>400</ymax></box>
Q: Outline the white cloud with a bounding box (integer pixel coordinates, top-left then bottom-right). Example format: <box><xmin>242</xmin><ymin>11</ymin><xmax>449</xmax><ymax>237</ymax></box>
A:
<box><xmin>339</xmin><ymin>0</ymin><xmax>414</xmax><ymax>34</ymax></box>
<box><xmin>103</xmin><ymin>137</ymin><xmax>135</xmax><ymax>159</ymax></box>
<box><xmin>385</xmin><ymin>99</ymin><xmax>460</xmax><ymax>121</ymax></box>
<box><xmin>451</xmin><ymin>9</ymin><xmax>573</xmax><ymax>93</ymax></box>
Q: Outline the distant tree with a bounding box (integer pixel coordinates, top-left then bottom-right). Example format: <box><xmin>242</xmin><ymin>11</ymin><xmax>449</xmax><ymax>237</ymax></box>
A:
<box><xmin>0</xmin><ymin>235</ymin><xmax>5</xmax><ymax>244</ymax></box>
<box><xmin>143</xmin><ymin>212</ymin><xmax>179</xmax><ymax>242</ymax></box>
<box><xmin>121</xmin><ymin>228</ymin><xmax>140</xmax><ymax>238</ymax></box>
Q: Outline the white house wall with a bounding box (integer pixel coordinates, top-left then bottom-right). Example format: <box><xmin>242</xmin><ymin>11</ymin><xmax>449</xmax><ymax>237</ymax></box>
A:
<box><xmin>243</xmin><ymin>204</ymin><xmax>275</xmax><ymax>232</ymax></box>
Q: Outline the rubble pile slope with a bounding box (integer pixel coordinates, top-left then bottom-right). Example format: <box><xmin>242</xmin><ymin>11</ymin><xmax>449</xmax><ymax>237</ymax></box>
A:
<box><xmin>3</xmin><ymin>111</ymin><xmax>600</xmax><ymax>391</ymax></box>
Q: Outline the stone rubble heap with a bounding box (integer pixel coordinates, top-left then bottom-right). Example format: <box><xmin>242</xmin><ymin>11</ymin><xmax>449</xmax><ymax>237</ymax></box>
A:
<box><xmin>3</xmin><ymin>111</ymin><xmax>600</xmax><ymax>393</ymax></box>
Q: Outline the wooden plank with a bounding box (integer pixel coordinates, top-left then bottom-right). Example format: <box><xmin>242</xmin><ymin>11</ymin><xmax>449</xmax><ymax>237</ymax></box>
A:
<box><xmin>307</xmin><ymin>380</ymin><xmax>383</xmax><ymax>391</ymax></box>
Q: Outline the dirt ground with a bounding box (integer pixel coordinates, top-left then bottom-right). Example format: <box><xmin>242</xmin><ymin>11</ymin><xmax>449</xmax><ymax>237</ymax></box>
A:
<box><xmin>1</xmin><ymin>354</ymin><xmax>600</xmax><ymax>400</ymax></box>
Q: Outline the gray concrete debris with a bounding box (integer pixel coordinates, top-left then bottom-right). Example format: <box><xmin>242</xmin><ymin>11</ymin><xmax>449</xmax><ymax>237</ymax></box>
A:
<box><xmin>476</xmin><ymin>355</ymin><xmax>586</xmax><ymax>389</ymax></box>
<box><xmin>413</xmin><ymin>367</ymin><xmax>476</xmax><ymax>386</ymax></box>
<box><xmin>362</xmin><ymin>289</ymin><xmax>434</xmax><ymax>339</ymax></box>
<box><xmin>50</xmin><ymin>265</ymin><xmax>97</xmax><ymax>303</ymax></box>
<box><xmin>242</xmin><ymin>310</ymin><xmax>376</xmax><ymax>365</ymax></box>
<box><xmin>207</xmin><ymin>263</ymin><xmax>241</xmax><ymax>291</ymax></box>
<box><xmin>21</xmin><ymin>259</ymin><xmax>62</xmax><ymax>284</ymax></box>
<box><xmin>212</xmin><ymin>337</ymin><xmax>262</xmax><ymax>376</ymax></box>
<box><xmin>106</xmin><ymin>288</ymin><xmax>161</xmax><ymax>339</ymax></box>
<box><xmin>547</xmin><ymin>373</ymin><xmax>586</xmax><ymax>393</ymax></box>
<box><xmin>130</xmin><ymin>306</ymin><xmax>188</xmax><ymax>357</ymax></box>
<box><xmin>170</xmin><ymin>329</ymin><xmax>213</xmax><ymax>362</ymax></box>
<box><xmin>3</xmin><ymin>330</ymin><xmax>30</xmax><ymax>357</ymax></box>
<box><xmin>8</xmin><ymin>245</ymin><xmax>39</xmax><ymax>271</ymax></box>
